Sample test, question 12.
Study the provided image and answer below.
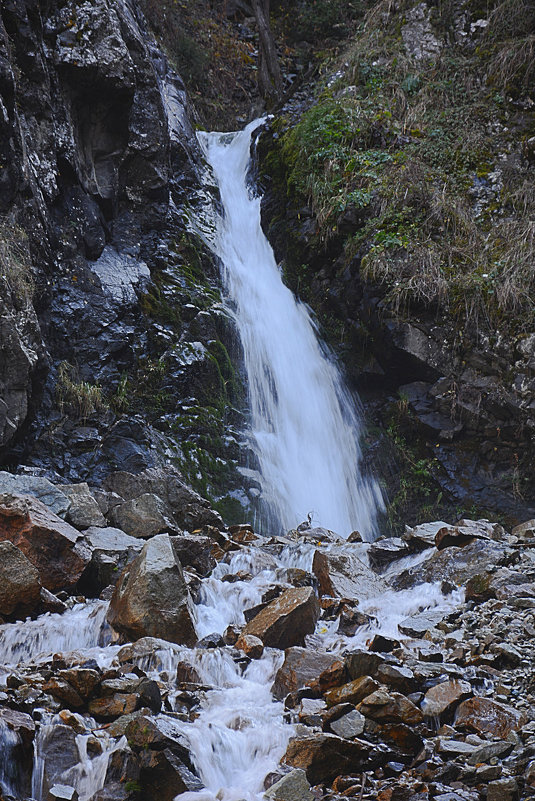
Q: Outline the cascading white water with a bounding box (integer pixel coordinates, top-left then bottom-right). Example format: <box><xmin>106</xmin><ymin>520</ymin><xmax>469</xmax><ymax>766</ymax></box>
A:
<box><xmin>197</xmin><ymin>120</ymin><xmax>384</xmax><ymax>539</ymax></box>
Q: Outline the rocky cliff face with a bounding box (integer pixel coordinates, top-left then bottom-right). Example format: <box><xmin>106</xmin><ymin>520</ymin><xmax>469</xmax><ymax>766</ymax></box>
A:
<box><xmin>0</xmin><ymin>0</ymin><xmax>248</xmax><ymax>519</ymax></box>
<box><xmin>258</xmin><ymin>0</ymin><xmax>535</xmax><ymax>529</ymax></box>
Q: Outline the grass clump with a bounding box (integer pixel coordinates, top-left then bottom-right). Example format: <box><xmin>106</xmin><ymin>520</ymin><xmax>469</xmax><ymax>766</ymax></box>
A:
<box><xmin>56</xmin><ymin>362</ymin><xmax>108</xmax><ymax>421</ymax></box>
<box><xmin>0</xmin><ymin>220</ymin><xmax>34</xmax><ymax>303</ymax></box>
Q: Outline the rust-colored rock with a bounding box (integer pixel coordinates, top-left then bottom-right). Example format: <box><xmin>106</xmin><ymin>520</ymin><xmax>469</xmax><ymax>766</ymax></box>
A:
<box><xmin>235</xmin><ymin>633</ymin><xmax>264</xmax><ymax>659</ymax></box>
<box><xmin>371</xmin><ymin>722</ymin><xmax>424</xmax><ymax>754</ymax></box>
<box><xmin>455</xmin><ymin>697</ymin><xmax>523</xmax><ymax>738</ymax></box>
<box><xmin>421</xmin><ymin>679</ymin><xmax>472</xmax><ymax>718</ymax></box>
<box><xmin>357</xmin><ymin>689</ymin><xmax>423</xmax><ymax>725</ymax></box>
<box><xmin>0</xmin><ymin>493</ymin><xmax>90</xmax><ymax>592</ymax></box>
<box><xmin>241</xmin><ymin>587</ymin><xmax>319</xmax><ymax>650</ymax></box>
<box><xmin>0</xmin><ymin>541</ymin><xmax>41</xmax><ymax>617</ymax></box>
<box><xmin>324</xmin><ymin>676</ymin><xmax>379</xmax><ymax>708</ymax></box>
<box><xmin>88</xmin><ymin>693</ymin><xmax>138</xmax><ymax>721</ymax></box>
<box><xmin>43</xmin><ymin>678</ymin><xmax>84</xmax><ymax>709</ymax></box>
<box><xmin>283</xmin><ymin>733</ymin><xmax>370</xmax><ymax>785</ymax></box>
<box><xmin>272</xmin><ymin>647</ymin><xmax>342</xmax><ymax>700</ymax></box>
<box><xmin>59</xmin><ymin>668</ymin><xmax>101</xmax><ymax>700</ymax></box>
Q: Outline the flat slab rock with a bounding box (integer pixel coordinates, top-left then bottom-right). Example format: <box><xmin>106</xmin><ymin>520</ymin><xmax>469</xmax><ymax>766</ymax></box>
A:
<box><xmin>283</xmin><ymin>733</ymin><xmax>370</xmax><ymax>785</ymax></box>
<box><xmin>312</xmin><ymin>546</ymin><xmax>388</xmax><ymax>601</ymax></box>
<box><xmin>454</xmin><ymin>696</ymin><xmax>524</xmax><ymax>738</ymax></box>
<box><xmin>242</xmin><ymin>587</ymin><xmax>319</xmax><ymax>650</ymax></box>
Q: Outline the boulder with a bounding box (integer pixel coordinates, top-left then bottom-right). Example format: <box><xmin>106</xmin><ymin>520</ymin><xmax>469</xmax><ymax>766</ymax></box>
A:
<box><xmin>110</xmin><ymin>493</ymin><xmax>178</xmax><ymax>538</ymax></box>
<box><xmin>107</xmin><ymin>534</ymin><xmax>197</xmax><ymax>645</ymax></box>
<box><xmin>283</xmin><ymin>733</ymin><xmax>370</xmax><ymax>784</ymax></box>
<box><xmin>139</xmin><ymin>748</ymin><xmax>204</xmax><ymax>800</ymax></box>
<box><xmin>0</xmin><ymin>541</ymin><xmax>41</xmax><ymax>617</ymax></box>
<box><xmin>241</xmin><ymin>587</ymin><xmax>319</xmax><ymax>649</ymax></box>
<box><xmin>345</xmin><ymin>650</ymin><xmax>386</xmax><ymax>679</ymax></box>
<box><xmin>88</xmin><ymin>694</ymin><xmax>138</xmax><ymax>721</ymax></box>
<box><xmin>264</xmin><ymin>769</ymin><xmax>313</xmax><ymax>801</ymax></box>
<box><xmin>325</xmin><ymin>676</ymin><xmax>380</xmax><ymax>708</ymax></box>
<box><xmin>125</xmin><ymin>714</ymin><xmax>194</xmax><ymax>768</ymax></box>
<box><xmin>80</xmin><ymin>526</ymin><xmax>143</xmax><ymax>594</ymax></box>
<box><xmin>368</xmin><ymin>538</ymin><xmax>409</xmax><ymax>570</ymax></box>
<box><xmin>357</xmin><ymin>689</ymin><xmax>423</xmax><ymax>725</ymax></box>
<box><xmin>0</xmin><ymin>493</ymin><xmax>90</xmax><ymax>592</ymax></box>
<box><xmin>454</xmin><ymin>697</ymin><xmax>523</xmax><ymax>738</ymax></box>
<box><xmin>329</xmin><ymin>709</ymin><xmax>366</xmax><ymax>739</ymax></box>
<box><xmin>435</xmin><ymin>519</ymin><xmax>505</xmax><ymax>550</ymax></box>
<box><xmin>403</xmin><ymin>521</ymin><xmax>449</xmax><ymax>550</ymax></box>
<box><xmin>235</xmin><ymin>633</ymin><xmax>264</xmax><ymax>659</ymax></box>
<box><xmin>62</xmin><ymin>483</ymin><xmax>107</xmax><ymax>528</ymax></box>
<box><xmin>312</xmin><ymin>546</ymin><xmax>387</xmax><ymax>601</ymax></box>
<box><xmin>421</xmin><ymin>679</ymin><xmax>472</xmax><ymax>718</ymax></box>
<box><xmin>0</xmin><ymin>472</ymin><xmax>70</xmax><ymax>517</ymax></box>
<box><xmin>103</xmin><ymin>467</ymin><xmax>223</xmax><ymax>530</ymax></box>
<box><xmin>170</xmin><ymin>534</ymin><xmax>217</xmax><ymax>576</ymax></box>
<box><xmin>272</xmin><ymin>647</ymin><xmax>342</xmax><ymax>700</ymax></box>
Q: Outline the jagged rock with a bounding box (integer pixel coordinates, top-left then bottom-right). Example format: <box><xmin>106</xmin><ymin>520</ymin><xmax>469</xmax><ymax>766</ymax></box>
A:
<box><xmin>368</xmin><ymin>538</ymin><xmax>409</xmax><ymax>569</ymax></box>
<box><xmin>39</xmin><ymin>587</ymin><xmax>67</xmax><ymax>614</ymax></box>
<box><xmin>264</xmin><ymin>768</ymin><xmax>313</xmax><ymax>801</ymax></box>
<box><xmin>58</xmin><ymin>668</ymin><xmax>100</xmax><ymax>700</ymax></box>
<box><xmin>125</xmin><ymin>714</ymin><xmax>194</xmax><ymax>768</ymax></box>
<box><xmin>403</xmin><ymin>521</ymin><xmax>449</xmax><ymax>550</ymax></box>
<box><xmin>139</xmin><ymin>748</ymin><xmax>204</xmax><ymax>800</ymax></box>
<box><xmin>235</xmin><ymin>633</ymin><xmax>264</xmax><ymax>659</ymax></box>
<box><xmin>435</xmin><ymin>518</ymin><xmax>505</xmax><ymax>550</ymax></box>
<box><xmin>242</xmin><ymin>587</ymin><xmax>319</xmax><ymax>649</ymax></box>
<box><xmin>466</xmin><ymin>740</ymin><xmax>514</xmax><ymax>765</ymax></box>
<box><xmin>80</xmin><ymin>526</ymin><xmax>143</xmax><ymax>594</ymax></box>
<box><xmin>487</xmin><ymin>778</ymin><xmax>518</xmax><ymax>801</ymax></box>
<box><xmin>0</xmin><ymin>540</ymin><xmax>41</xmax><ymax>617</ymax></box>
<box><xmin>0</xmin><ymin>472</ymin><xmax>70</xmax><ymax>517</ymax></box>
<box><xmin>117</xmin><ymin>637</ymin><xmax>182</xmax><ymax>666</ymax></box>
<box><xmin>0</xmin><ymin>708</ymin><xmax>35</xmax><ymax>747</ymax></box>
<box><xmin>312</xmin><ymin>546</ymin><xmax>387</xmax><ymax>600</ymax></box>
<box><xmin>392</xmin><ymin>537</ymin><xmax>508</xmax><ymax>591</ymax></box>
<box><xmin>512</xmin><ymin>519</ymin><xmax>535</xmax><ymax>540</ymax></box>
<box><xmin>103</xmin><ymin>467</ymin><xmax>223</xmax><ymax>531</ymax></box>
<box><xmin>283</xmin><ymin>733</ymin><xmax>370</xmax><ymax>784</ymax></box>
<box><xmin>48</xmin><ymin>785</ymin><xmax>79</xmax><ymax>801</ymax></box>
<box><xmin>170</xmin><ymin>534</ymin><xmax>217</xmax><ymax>576</ymax></box>
<box><xmin>357</xmin><ymin>689</ymin><xmax>423</xmax><ymax>725</ymax></box>
<box><xmin>329</xmin><ymin>709</ymin><xmax>366</xmax><ymax>739</ymax></box>
<box><xmin>345</xmin><ymin>650</ymin><xmax>386</xmax><ymax>679</ymax></box>
<box><xmin>376</xmin><ymin>664</ymin><xmax>416</xmax><ymax>694</ymax></box>
<box><xmin>88</xmin><ymin>693</ymin><xmax>138</xmax><ymax>721</ymax></box>
<box><xmin>0</xmin><ymin>493</ymin><xmax>90</xmax><ymax>592</ymax></box>
<box><xmin>43</xmin><ymin>678</ymin><xmax>84</xmax><ymax>709</ymax></box>
<box><xmin>62</xmin><ymin>483</ymin><xmax>107</xmax><ymax>528</ymax></box>
<box><xmin>110</xmin><ymin>493</ymin><xmax>178</xmax><ymax>538</ymax></box>
<box><xmin>454</xmin><ymin>697</ymin><xmax>523</xmax><ymax>738</ymax></box>
<box><xmin>398</xmin><ymin>609</ymin><xmax>447</xmax><ymax>637</ymax></box>
<box><xmin>421</xmin><ymin>680</ymin><xmax>472</xmax><ymax>718</ymax></box>
<box><xmin>272</xmin><ymin>647</ymin><xmax>341</xmax><ymax>700</ymax></box>
<box><xmin>107</xmin><ymin>534</ymin><xmax>197</xmax><ymax>645</ymax></box>
<box><xmin>325</xmin><ymin>676</ymin><xmax>379</xmax><ymax>708</ymax></box>
<box><xmin>33</xmin><ymin>724</ymin><xmax>80</xmax><ymax>796</ymax></box>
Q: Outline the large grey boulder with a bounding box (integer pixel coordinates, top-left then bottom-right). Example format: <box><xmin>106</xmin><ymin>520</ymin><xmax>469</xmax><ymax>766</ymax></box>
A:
<box><xmin>80</xmin><ymin>526</ymin><xmax>143</xmax><ymax>594</ymax></box>
<box><xmin>62</xmin><ymin>483</ymin><xmax>107</xmax><ymax>528</ymax></box>
<box><xmin>0</xmin><ymin>541</ymin><xmax>41</xmax><ymax>617</ymax></box>
<box><xmin>312</xmin><ymin>545</ymin><xmax>388</xmax><ymax>601</ymax></box>
<box><xmin>107</xmin><ymin>534</ymin><xmax>197</xmax><ymax>645</ymax></box>
<box><xmin>110</xmin><ymin>492</ymin><xmax>178</xmax><ymax>538</ymax></box>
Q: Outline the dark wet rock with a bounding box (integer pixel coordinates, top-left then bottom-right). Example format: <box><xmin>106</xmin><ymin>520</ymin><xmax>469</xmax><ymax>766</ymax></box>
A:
<box><xmin>110</xmin><ymin>493</ymin><xmax>178</xmax><ymax>538</ymax></box>
<box><xmin>370</xmin><ymin>634</ymin><xmax>401</xmax><ymax>653</ymax></box>
<box><xmin>39</xmin><ymin>587</ymin><xmax>68</xmax><ymax>614</ymax></box>
<box><xmin>454</xmin><ymin>697</ymin><xmax>524</xmax><ymax>738</ymax></box>
<box><xmin>43</xmin><ymin>678</ymin><xmax>84</xmax><ymax>709</ymax></box>
<box><xmin>466</xmin><ymin>740</ymin><xmax>514</xmax><ymax>765</ymax></box>
<box><xmin>283</xmin><ymin>733</ymin><xmax>371</xmax><ymax>784</ymax></box>
<box><xmin>0</xmin><ymin>493</ymin><xmax>90</xmax><ymax>592</ymax></box>
<box><xmin>170</xmin><ymin>534</ymin><xmax>217</xmax><ymax>576</ymax></box>
<box><xmin>197</xmin><ymin>632</ymin><xmax>225</xmax><ymax>648</ymax></box>
<box><xmin>125</xmin><ymin>714</ymin><xmax>194</xmax><ymax>769</ymax></box>
<box><xmin>272</xmin><ymin>648</ymin><xmax>342</xmax><ymax>700</ymax></box>
<box><xmin>0</xmin><ymin>540</ymin><xmax>41</xmax><ymax>617</ymax></box>
<box><xmin>103</xmin><ymin>468</ymin><xmax>223</xmax><ymax>531</ymax></box>
<box><xmin>62</xmin><ymin>484</ymin><xmax>107</xmax><ymax>529</ymax></box>
<box><xmin>403</xmin><ymin>521</ymin><xmax>449</xmax><ymax>551</ymax></box>
<box><xmin>345</xmin><ymin>650</ymin><xmax>386</xmax><ymax>680</ymax></box>
<box><xmin>398</xmin><ymin>610</ymin><xmax>447</xmax><ymax>638</ymax></box>
<box><xmin>139</xmin><ymin>748</ymin><xmax>204</xmax><ymax>800</ymax></box>
<box><xmin>376</xmin><ymin>664</ymin><xmax>416</xmax><ymax>694</ymax></box>
<box><xmin>107</xmin><ymin>533</ymin><xmax>197</xmax><ymax>645</ymax></box>
<box><xmin>242</xmin><ymin>587</ymin><xmax>319</xmax><ymax>649</ymax></box>
<box><xmin>58</xmin><ymin>668</ymin><xmax>100</xmax><ymax>701</ymax></box>
<box><xmin>0</xmin><ymin>473</ymin><xmax>70</xmax><ymax>518</ymax></box>
<box><xmin>263</xmin><ymin>768</ymin><xmax>313</xmax><ymax>801</ymax></box>
<box><xmin>486</xmin><ymin>777</ymin><xmax>518</xmax><ymax>801</ymax></box>
<box><xmin>435</xmin><ymin>519</ymin><xmax>505</xmax><ymax>550</ymax></box>
<box><xmin>33</xmin><ymin>724</ymin><xmax>80</xmax><ymax>796</ymax></box>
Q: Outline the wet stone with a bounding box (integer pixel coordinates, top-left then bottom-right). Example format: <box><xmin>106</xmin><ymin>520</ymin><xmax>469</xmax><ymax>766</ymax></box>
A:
<box><xmin>454</xmin><ymin>697</ymin><xmax>523</xmax><ymax>738</ymax></box>
<box><xmin>329</xmin><ymin>709</ymin><xmax>366</xmax><ymax>739</ymax></box>
<box><xmin>272</xmin><ymin>647</ymin><xmax>342</xmax><ymax>700</ymax></box>
<box><xmin>324</xmin><ymin>675</ymin><xmax>380</xmax><ymax>708</ymax></box>
<box><xmin>263</xmin><ymin>768</ymin><xmax>313</xmax><ymax>801</ymax></box>
<box><xmin>421</xmin><ymin>679</ymin><xmax>472</xmax><ymax>718</ymax></box>
<box><xmin>242</xmin><ymin>587</ymin><xmax>319</xmax><ymax>650</ymax></box>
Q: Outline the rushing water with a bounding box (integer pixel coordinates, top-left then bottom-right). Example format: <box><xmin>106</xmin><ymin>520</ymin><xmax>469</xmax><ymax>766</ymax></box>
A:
<box><xmin>197</xmin><ymin>120</ymin><xmax>383</xmax><ymax>539</ymax></box>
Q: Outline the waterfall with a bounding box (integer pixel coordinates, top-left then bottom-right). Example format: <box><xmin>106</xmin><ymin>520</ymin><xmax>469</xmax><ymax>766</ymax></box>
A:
<box><xmin>197</xmin><ymin>120</ymin><xmax>384</xmax><ymax>539</ymax></box>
